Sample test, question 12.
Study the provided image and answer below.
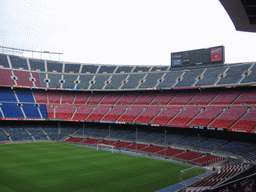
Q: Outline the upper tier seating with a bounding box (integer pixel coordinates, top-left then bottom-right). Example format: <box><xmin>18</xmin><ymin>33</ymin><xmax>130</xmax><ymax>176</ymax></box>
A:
<box><xmin>151</xmin><ymin>66</ymin><xmax>169</xmax><ymax>72</ymax></box>
<box><xmin>156</xmin><ymin>71</ymin><xmax>183</xmax><ymax>89</ymax></box>
<box><xmin>104</xmin><ymin>74</ymin><xmax>128</xmax><ymax>89</ymax></box>
<box><xmin>115</xmin><ymin>66</ymin><xmax>133</xmax><ymax>73</ymax></box>
<box><xmin>217</xmin><ymin>64</ymin><xmax>252</xmax><ymax>85</ymax></box>
<box><xmin>175</xmin><ymin>68</ymin><xmax>204</xmax><ymax>87</ymax></box>
<box><xmin>98</xmin><ymin>66</ymin><xmax>116</xmax><ymax>74</ymax></box>
<box><xmin>0</xmin><ymin>54</ymin><xmax>10</xmax><ymax>68</ymax></box>
<box><xmin>62</xmin><ymin>74</ymin><xmax>77</xmax><ymax>89</ymax></box>
<box><xmin>76</xmin><ymin>75</ymin><xmax>94</xmax><ymax>89</ymax></box>
<box><xmin>81</xmin><ymin>65</ymin><xmax>99</xmax><ymax>73</ymax></box>
<box><xmin>64</xmin><ymin>63</ymin><xmax>80</xmax><ymax>73</ymax></box>
<box><xmin>47</xmin><ymin>73</ymin><xmax>62</xmax><ymax>88</ymax></box>
<box><xmin>241</xmin><ymin>63</ymin><xmax>256</xmax><ymax>83</ymax></box>
<box><xmin>133</xmin><ymin>66</ymin><xmax>151</xmax><ymax>73</ymax></box>
<box><xmin>138</xmin><ymin>72</ymin><xmax>164</xmax><ymax>89</ymax></box>
<box><xmin>29</xmin><ymin>59</ymin><xmax>45</xmax><ymax>71</ymax></box>
<box><xmin>90</xmin><ymin>75</ymin><xmax>111</xmax><ymax>89</ymax></box>
<box><xmin>9</xmin><ymin>55</ymin><xmax>28</xmax><ymax>70</ymax></box>
<box><xmin>47</xmin><ymin>61</ymin><xmax>63</xmax><ymax>73</ymax></box>
<box><xmin>121</xmin><ymin>74</ymin><xmax>146</xmax><ymax>89</ymax></box>
<box><xmin>1</xmin><ymin>53</ymin><xmax>256</xmax><ymax>91</ymax></box>
<box><xmin>195</xmin><ymin>66</ymin><xmax>227</xmax><ymax>86</ymax></box>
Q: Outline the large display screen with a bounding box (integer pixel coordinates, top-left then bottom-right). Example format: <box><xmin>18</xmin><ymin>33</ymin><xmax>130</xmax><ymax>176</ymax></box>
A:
<box><xmin>171</xmin><ymin>46</ymin><xmax>224</xmax><ymax>68</ymax></box>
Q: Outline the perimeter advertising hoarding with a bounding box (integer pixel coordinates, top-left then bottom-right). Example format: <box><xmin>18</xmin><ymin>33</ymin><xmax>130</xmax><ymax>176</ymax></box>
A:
<box><xmin>171</xmin><ymin>46</ymin><xmax>224</xmax><ymax>68</ymax></box>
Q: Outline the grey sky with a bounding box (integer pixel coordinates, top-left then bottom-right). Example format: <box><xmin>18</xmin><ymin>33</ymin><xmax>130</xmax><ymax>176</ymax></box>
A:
<box><xmin>1</xmin><ymin>0</ymin><xmax>256</xmax><ymax>66</ymax></box>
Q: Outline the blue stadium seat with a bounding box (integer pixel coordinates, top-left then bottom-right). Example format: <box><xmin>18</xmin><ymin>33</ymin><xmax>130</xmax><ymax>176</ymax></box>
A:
<box><xmin>1</xmin><ymin>103</ymin><xmax>24</xmax><ymax>118</ymax></box>
<box><xmin>15</xmin><ymin>89</ymin><xmax>35</xmax><ymax>103</ymax></box>
<box><xmin>22</xmin><ymin>104</ymin><xmax>41</xmax><ymax>118</ymax></box>
<box><xmin>0</xmin><ymin>88</ymin><xmax>17</xmax><ymax>102</ymax></box>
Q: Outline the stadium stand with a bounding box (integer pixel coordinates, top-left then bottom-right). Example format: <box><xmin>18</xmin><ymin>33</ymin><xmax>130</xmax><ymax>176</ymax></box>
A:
<box><xmin>156</xmin><ymin>71</ymin><xmax>183</xmax><ymax>89</ymax></box>
<box><xmin>133</xmin><ymin>66</ymin><xmax>151</xmax><ymax>73</ymax></box>
<box><xmin>62</xmin><ymin>74</ymin><xmax>78</xmax><ymax>89</ymax></box>
<box><xmin>104</xmin><ymin>74</ymin><xmax>128</xmax><ymax>89</ymax></box>
<box><xmin>64</xmin><ymin>63</ymin><xmax>80</xmax><ymax>73</ymax></box>
<box><xmin>101</xmin><ymin>106</ymin><xmax>127</xmax><ymax>121</ymax></box>
<box><xmin>132</xmin><ymin>92</ymin><xmax>157</xmax><ymax>105</ymax></box>
<box><xmin>98</xmin><ymin>65</ymin><xmax>117</xmax><ymax>74</ymax></box>
<box><xmin>175</xmin><ymin>68</ymin><xmax>204</xmax><ymax>87</ymax></box>
<box><xmin>115</xmin><ymin>66</ymin><xmax>133</xmax><ymax>73</ymax></box>
<box><xmin>76</xmin><ymin>75</ymin><xmax>94</xmax><ymax>89</ymax></box>
<box><xmin>0</xmin><ymin>69</ymin><xmax>15</xmax><ymax>86</ymax></box>
<box><xmin>29</xmin><ymin>59</ymin><xmax>45</xmax><ymax>72</ymax></box>
<box><xmin>116</xmin><ymin>92</ymin><xmax>140</xmax><ymax>105</ymax></box>
<box><xmin>9</xmin><ymin>55</ymin><xmax>28</xmax><ymax>70</ymax></box>
<box><xmin>81</xmin><ymin>65</ymin><xmax>99</xmax><ymax>73</ymax></box>
<box><xmin>90</xmin><ymin>75</ymin><xmax>111</xmax><ymax>89</ymax></box>
<box><xmin>46</xmin><ymin>61</ymin><xmax>63</xmax><ymax>73</ymax></box>
<box><xmin>138</xmin><ymin>72</ymin><xmax>164</xmax><ymax>89</ymax></box>
<box><xmin>0</xmin><ymin>54</ymin><xmax>10</xmax><ymax>68</ymax></box>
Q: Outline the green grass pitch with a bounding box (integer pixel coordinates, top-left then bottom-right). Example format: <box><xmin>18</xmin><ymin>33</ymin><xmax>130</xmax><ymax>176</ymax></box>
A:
<box><xmin>0</xmin><ymin>142</ymin><xmax>205</xmax><ymax>192</ymax></box>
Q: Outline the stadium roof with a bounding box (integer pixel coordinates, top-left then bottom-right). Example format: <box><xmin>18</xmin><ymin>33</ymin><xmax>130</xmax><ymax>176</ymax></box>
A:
<box><xmin>220</xmin><ymin>0</ymin><xmax>256</xmax><ymax>33</ymax></box>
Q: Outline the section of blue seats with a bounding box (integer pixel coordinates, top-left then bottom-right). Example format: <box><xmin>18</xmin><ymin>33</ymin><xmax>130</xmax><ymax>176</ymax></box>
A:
<box><xmin>15</xmin><ymin>89</ymin><xmax>35</xmax><ymax>103</ymax></box>
<box><xmin>1</xmin><ymin>103</ymin><xmax>24</xmax><ymax>118</ymax></box>
<box><xmin>39</xmin><ymin>104</ymin><xmax>48</xmax><ymax>119</ymax></box>
<box><xmin>22</xmin><ymin>104</ymin><xmax>41</xmax><ymax>118</ymax></box>
<box><xmin>0</xmin><ymin>88</ymin><xmax>17</xmax><ymax>102</ymax></box>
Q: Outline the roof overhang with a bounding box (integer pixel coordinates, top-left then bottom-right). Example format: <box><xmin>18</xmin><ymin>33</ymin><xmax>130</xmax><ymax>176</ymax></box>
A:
<box><xmin>219</xmin><ymin>0</ymin><xmax>256</xmax><ymax>33</ymax></box>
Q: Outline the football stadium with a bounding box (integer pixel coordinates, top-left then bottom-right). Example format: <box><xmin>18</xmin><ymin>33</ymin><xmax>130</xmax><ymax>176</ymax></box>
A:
<box><xmin>1</xmin><ymin>0</ymin><xmax>256</xmax><ymax>191</ymax></box>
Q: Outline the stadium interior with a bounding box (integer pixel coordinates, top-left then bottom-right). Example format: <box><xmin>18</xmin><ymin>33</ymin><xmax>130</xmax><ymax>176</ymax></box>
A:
<box><xmin>1</xmin><ymin>1</ymin><xmax>256</xmax><ymax>191</ymax></box>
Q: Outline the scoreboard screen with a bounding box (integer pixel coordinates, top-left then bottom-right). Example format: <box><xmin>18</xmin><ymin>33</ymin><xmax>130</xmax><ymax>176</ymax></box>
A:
<box><xmin>171</xmin><ymin>46</ymin><xmax>224</xmax><ymax>68</ymax></box>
